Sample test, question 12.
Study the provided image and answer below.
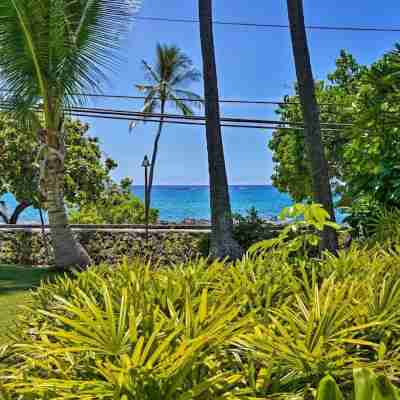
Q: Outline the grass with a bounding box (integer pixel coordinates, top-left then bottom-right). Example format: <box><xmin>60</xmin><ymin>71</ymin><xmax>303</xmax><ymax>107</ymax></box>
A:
<box><xmin>0</xmin><ymin>265</ymin><xmax>56</xmax><ymax>343</ymax></box>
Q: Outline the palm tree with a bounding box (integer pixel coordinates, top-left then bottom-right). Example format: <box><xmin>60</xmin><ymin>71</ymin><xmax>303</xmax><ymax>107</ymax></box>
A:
<box><xmin>132</xmin><ymin>44</ymin><xmax>202</xmax><ymax>217</ymax></box>
<box><xmin>198</xmin><ymin>0</ymin><xmax>243</xmax><ymax>260</ymax></box>
<box><xmin>286</xmin><ymin>0</ymin><xmax>338</xmax><ymax>253</ymax></box>
<box><xmin>0</xmin><ymin>0</ymin><xmax>140</xmax><ymax>269</ymax></box>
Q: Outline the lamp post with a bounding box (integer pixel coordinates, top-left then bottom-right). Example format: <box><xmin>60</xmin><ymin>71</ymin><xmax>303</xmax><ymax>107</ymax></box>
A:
<box><xmin>142</xmin><ymin>155</ymin><xmax>151</xmax><ymax>243</ymax></box>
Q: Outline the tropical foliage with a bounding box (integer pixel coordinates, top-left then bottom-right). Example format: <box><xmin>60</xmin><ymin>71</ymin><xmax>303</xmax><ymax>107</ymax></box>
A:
<box><xmin>0</xmin><ymin>117</ymin><xmax>118</xmax><ymax>224</ymax></box>
<box><xmin>69</xmin><ymin>178</ymin><xmax>159</xmax><ymax>225</ymax></box>
<box><xmin>269</xmin><ymin>46</ymin><xmax>400</xmax><ymax>217</ymax></box>
<box><xmin>317</xmin><ymin>369</ymin><xmax>399</xmax><ymax>400</ymax></box>
<box><xmin>249</xmin><ymin>203</ymin><xmax>341</xmax><ymax>257</ymax></box>
<box><xmin>132</xmin><ymin>43</ymin><xmax>202</xmax><ymax>219</ymax></box>
<box><xmin>3</xmin><ymin>233</ymin><xmax>400</xmax><ymax>398</ymax></box>
<box><xmin>317</xmin><ymin>368</ymin><xmax>400</xmax><ymax>400</ymax></box>
<box><xmin>198</xmin><ymin>207</ymin><xmax>282</xmax><ymax>255</ymax></box>
<box><xmin>0</xmin><ymin>0</ymin><xmax>141</xmax><ymax>268</ymax></box>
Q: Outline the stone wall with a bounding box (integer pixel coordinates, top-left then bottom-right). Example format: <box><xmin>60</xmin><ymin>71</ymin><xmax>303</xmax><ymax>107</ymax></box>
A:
<box><xmin>0</xmin><ymin>230</ymin><xmax>208</xmax><ymax>266</ymax></box>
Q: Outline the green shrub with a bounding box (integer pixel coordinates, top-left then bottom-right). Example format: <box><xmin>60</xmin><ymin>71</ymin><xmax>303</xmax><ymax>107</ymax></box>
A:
<box><xmin>198</xmin><ymin>207</ymin><xmax>282</xmax><ymax>255</ymax></box>
<box><xmin>232</xmin><ymin>207</ymin><xmax>281</xmax><ymax>250</ymax></box>
<box><xmin>342</xmin><ymin>197</ymin><xmax>382</xmax><ymax>238</ymax></box>
<box><xmin>365</xmin><ymin>207</ymin><xmax>400</xmax><ymax>245</ymax></box>
<box><xmin>316</xmin><ymin>368</ymin><xmax>399</xmax><ymax>400</ymax></box>
<box><xmin>3</xmin><ymin>245</ymin><xmax>400</xmax><ymax>398</ymax></box>
<box><xmin>69</xmin><ymin>179</ymin><xmax>158</xmax><ymax>225</ymax></box>
<box><xmin>343</xmin><ymin>199</ymin><xmax>400</xmax><ymax>246</ymax></box>
<box><xmin>249</xmin><ymin>203</ymin><xmax>341</xmax><ymax>259</ymax></box>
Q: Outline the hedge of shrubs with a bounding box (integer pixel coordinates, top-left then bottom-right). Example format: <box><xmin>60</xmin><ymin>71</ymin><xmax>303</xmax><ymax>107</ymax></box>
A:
<box><xmin>1</xmin><ymin>243</ymin><xmax>400</xmax><ymax>399</ymax></box>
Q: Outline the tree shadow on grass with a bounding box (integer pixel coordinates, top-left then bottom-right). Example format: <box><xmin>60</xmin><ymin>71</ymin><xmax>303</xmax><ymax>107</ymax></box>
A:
<box><xmin>0</xmin><ymin>265</ymin><xmax>57</xmax><ymax>296</ymax></box>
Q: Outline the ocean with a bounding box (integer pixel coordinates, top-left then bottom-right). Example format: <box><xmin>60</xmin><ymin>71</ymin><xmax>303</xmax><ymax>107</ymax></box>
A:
<box><xmin>132</xmin><ymin>185</ymin><xmax>293</xmax><ymax>222</ymax></box>
<box><xmin>0</xmin><ymin>185</ymin><xmax>294</xmax><ymax>223</ymax></box>
<box><xmin>0</xmin><ymin>186</ymin><xmax>348</xmax><ymax>223</ymax></box>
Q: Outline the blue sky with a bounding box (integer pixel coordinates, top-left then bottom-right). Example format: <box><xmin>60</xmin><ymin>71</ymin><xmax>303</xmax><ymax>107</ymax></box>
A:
<box><xmin>83</xmin><ymin>0</ymin><xmax>400</xmax><ymax>186</ymax></box>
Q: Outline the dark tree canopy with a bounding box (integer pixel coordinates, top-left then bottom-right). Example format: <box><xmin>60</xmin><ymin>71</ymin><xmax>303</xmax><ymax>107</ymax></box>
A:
<box><xmin>0</xmin><ymin>117</ymin><xmax>117</xmax><ymax>223</ymax></box>
<box><xmin>69</xmin><ymin>178</ymin><xmax>159</xmax><ymax>225</ymax></box>
<box><xmin>269</xmin><ymin>47</ymin><xmax>400</xmax><ymax>209</ymax></box>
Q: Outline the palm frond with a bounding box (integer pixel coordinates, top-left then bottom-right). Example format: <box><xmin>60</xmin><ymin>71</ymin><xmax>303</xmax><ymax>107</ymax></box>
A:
<box><xmin>142</xmin><ymin>60</ymin><xmax>161</xmax><ymax>84</ymax></box>
<box><xmin>0</xmin><ymin>0</ymin><xmax>141</xmax><ymax>119</ymax></box>
<box><xmin>155</xmin><ymin>43</ymin><xmax>196</xmax><ymax>83</ymax></box>
<box><xmin>169</xmin><ymin>93</ymin><xmax>196</xmax><ymax>116</ymax></box>
<box><xmin>135</xmin><ymin>44</ymin><xmax>201</xmax><ymax>120</ymax></box>
<box><xmin>1</xmin><ymin>94</ymin><xmax>43</xmax><ymax>133</ymax></box>
<box><xmin>170</xmin><ymin>70</ymin><xmax>202</xmax><ymax>87</ymax></box>
<box><xmin>174</xmin><ymin>89</ymin><xmax>204</xmax><ymax>109</ymax></box>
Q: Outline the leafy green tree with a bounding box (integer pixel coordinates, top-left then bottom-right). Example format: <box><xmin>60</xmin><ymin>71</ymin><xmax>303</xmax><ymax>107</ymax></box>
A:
<box><xmin>198</xmin><ymin>0</ymin><xmax>243</xmax><ymax>260</ymax></box>
<box><xmin>286</xmin><ymin>0</ymin><xmax>338</xmax><ymax>253</ymax></box>
<box><xmin>0</xmin><ymin>117</ymin><xmax>117</xmax><ymax>224</ymax></box>
<box><xmin>0</xmin><ymin>0</ymin><xmax>140</xmax><ymax>269</ymax></box>
<box><xmin>132</xmin><ymin>44</ymin><xmax>202</xmax><ymax>224</ymax></box>
<box><xmin>269</xmin><ymin>47</ymin><xmax>400</xmax><ymax>213</ymax></box>
<box><xmin>69</xmin><ymin>178</ymin><xmax>159</xmax><ymax>224</ymax></box>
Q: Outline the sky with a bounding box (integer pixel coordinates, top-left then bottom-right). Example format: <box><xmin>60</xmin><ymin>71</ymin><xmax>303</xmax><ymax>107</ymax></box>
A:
<box><xmin>82</xmin><ymin>0</ymin><xmax>400</xmax><ymax>186</ymax></box>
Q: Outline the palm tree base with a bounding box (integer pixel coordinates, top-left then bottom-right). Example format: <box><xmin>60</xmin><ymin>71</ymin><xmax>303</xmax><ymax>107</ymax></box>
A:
<box><xmin>49</xmin><ymin>228</ymin><xmax>92</xmax><ymax>270</ymax></box>
<box><xmin>209</xmin><ymin>237</ymin><xmax>243</xmax><ymax>261</ymax></box>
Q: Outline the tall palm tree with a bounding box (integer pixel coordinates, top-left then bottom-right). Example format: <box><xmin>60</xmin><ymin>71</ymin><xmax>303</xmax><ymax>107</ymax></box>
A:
<box><xmin>0</xmin><ymin>0</ymin><xmax>140</xmax><ymax>269</ymax></box>
<box><xmin>198</xmin><ymin>0</ymin><xmax>243</xmax><ymax>260</ymax></box>
<box><xmin>132</xmin><ymin>44</ymin><xmax>202</xmax><ymax>217</ymax></box>
<box><xmin>286</xmin><ymin>0</ymin><xmax>338</xmax><ymax>253</ymax></box>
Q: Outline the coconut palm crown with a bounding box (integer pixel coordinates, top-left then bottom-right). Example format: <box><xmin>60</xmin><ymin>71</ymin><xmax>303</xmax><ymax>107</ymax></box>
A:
<box><xmin>131</xmin><ymin>43</ymin><xmax>202</xmax><ymax>130</ymax></box>
<box><xmin>132</xmin><ymin>44</ymin><xmax>202</xmax><ymax>216</ymax></box>
<box><xmin>0</xmin><ymin>0</ymin><xmax>141</xmax><ymax>268</ymax></box>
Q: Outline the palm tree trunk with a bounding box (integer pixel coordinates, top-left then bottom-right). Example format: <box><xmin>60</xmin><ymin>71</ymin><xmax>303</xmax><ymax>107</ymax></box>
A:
<box><xmin>45</xmin><ymin>129</ymin><xmax>91</xmax><ymax>269</ymax></box>
<box><xmin>146</xmin><ymin>100</ymin><xmax>165</xmax><ymax>213</ymax></box>
<box><xmin>198</xmin><ymin>0</ymin><xmax>243</xmax><ymax>260</ymax></box>
<box><xmin>286</xmin><ymin>0</ymin><xmax>338</xmax><ymax>253</ymax></box>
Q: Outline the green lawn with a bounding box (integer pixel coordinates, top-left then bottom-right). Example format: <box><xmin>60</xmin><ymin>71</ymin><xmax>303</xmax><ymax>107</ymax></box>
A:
<box><xmin>0</xmin><ymin>265</ymin><xmax>56</xmax><ymax>343</ymax></box>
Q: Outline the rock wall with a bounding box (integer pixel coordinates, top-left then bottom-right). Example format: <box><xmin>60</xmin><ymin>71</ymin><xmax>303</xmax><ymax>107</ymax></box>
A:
<box><xmin>0</xmin><ymin>230</ymin><xmax>208</xmax><ymax>266</ymax></box>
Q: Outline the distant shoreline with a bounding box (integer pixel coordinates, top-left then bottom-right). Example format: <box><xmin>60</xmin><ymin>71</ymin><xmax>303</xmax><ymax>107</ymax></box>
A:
<box><xmin>1</xmin><ymin>186</ymin><xmax>296</xmax><ymax>224</ymax></box>
<box><xmin>132</xmin><ymin>184</ymin><xmax>274</xmax><ymax>187</ymax></box>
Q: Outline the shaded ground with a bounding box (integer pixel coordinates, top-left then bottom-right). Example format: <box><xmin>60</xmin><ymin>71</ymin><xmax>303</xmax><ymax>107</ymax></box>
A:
<box><xmin>0</xmin><ymin>265</ymin><xmax>55</xmax><ymax>342</ymax></box>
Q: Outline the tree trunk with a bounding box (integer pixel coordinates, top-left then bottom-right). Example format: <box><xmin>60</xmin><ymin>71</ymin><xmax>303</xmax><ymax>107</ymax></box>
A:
<box><xmin>198</xmin><ymin>0</ymin><xmax>243</xmax><ymax>260</ymax></box>
<box><xmin>44</xmin><ymin>129</ymin><xmax>91</xmax><ymax>269</ymax></box>
<box><xmin>286</xmin><ymin>0</ymin><xmax>338</xmax><ymax>253</ymax></box>
<box><xmin>146</xmin><ymin>100</ymin><xmax>165</xmax><ymax>213</ymax></box>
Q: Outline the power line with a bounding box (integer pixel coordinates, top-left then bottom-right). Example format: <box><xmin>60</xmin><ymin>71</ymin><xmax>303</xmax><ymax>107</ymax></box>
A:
<box><xmin>0</xmin><ymin>102</ymin><xmax>350</xmax><ymax>129</ymax></box>
<box><xmin>70</xmin><ymin>112</ymin><xmax>344</xmax><ymax>132</ymax></box>
<box><xmin>0</xmin><ymin>103</ymin><xmax>347</xmax><ymax>132</ymax></box>
<box><xmin>69</xmin><ymin>105</ymin><xmax>352</xmax><ymax>128</ymax></box>
<box><xmin>133</xmin><ymin>15</ymin><xmax>400</xmax><ymax>33</ymax></box>
<box><xmin>0</xmin><ymin>88</ymin><xmax>343</xmax><ymax>108</ymax></box>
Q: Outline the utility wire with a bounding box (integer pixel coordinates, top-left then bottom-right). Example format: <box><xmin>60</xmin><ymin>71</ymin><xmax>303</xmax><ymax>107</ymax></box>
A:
<box><xmin>0</xmin><ymin>88</ymin><xmax>347</xmax><ymax>108</ymax></box>
<box><xmin>70</xmin><ymin>112</ymin><xmax>345</xmax><ymax>132</ymax></box>
<box><xmin>0</xmin><ymin>102</ymin><xmax>351</xmax><ymax>128</ymax></box>
<box><xmin>133</xmin><ymin>15</ymin><xmax>400</xmax><ymax>33</ymax></box>
<box><xmin>0</xmin><ymin>103</ymin><xmax>346</xmax><ymax>132</ymax></box>
<box><xmin>68</xmin><ymin>105</ymin><xmax>352</xmax><ymax>128</ymax></box>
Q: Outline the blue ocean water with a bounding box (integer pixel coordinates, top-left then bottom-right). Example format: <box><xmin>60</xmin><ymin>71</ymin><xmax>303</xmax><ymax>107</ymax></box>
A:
<box><xmin>0</xmin><ymin>186</ymin><xmax>294</xmax><ymax>223</ymax></box>
<box><xmin>132</xmin><ymin>185</ymin><xmax>293</xmax><ymax>222</ymax></box>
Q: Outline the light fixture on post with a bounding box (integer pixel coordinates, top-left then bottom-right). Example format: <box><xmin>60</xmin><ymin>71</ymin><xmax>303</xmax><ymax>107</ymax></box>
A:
<box><xmin>142</xmin><ymin>155</ymin><xmax>151</xmax><ymax>243</ymax></box>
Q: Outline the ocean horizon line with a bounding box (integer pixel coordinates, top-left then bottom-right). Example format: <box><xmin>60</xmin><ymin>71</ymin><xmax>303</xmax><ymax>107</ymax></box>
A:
<box><xmin>132</xmin><ymin>184</ymin><xmax>274</xmax><ymax>187</ymax></box>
